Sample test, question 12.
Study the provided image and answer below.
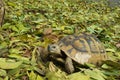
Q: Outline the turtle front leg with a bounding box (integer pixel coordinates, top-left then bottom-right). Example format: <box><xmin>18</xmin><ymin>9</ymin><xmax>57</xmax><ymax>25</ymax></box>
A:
<box><xmin>65</xmin><ymin>57</ymin><xmax>74</xmax><ymax>73</ymax></box>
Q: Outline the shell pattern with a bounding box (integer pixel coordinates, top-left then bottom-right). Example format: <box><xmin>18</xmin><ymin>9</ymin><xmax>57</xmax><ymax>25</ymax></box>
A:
<box><xmin>57</xmin><ymin>33</ymin><xmax>107</xmax><ymax>64</ymax></box>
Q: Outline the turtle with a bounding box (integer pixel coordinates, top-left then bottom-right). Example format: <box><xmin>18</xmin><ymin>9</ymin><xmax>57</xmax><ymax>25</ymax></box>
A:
<box><xmin>0</xmin><ymin>0</ymin><xmax>5</xmax><ymax>27</ymax></box>
<box><xmin>47</xmin><ymin>33</ymin><xmax>108</xmax><ymax>73</ymax></box>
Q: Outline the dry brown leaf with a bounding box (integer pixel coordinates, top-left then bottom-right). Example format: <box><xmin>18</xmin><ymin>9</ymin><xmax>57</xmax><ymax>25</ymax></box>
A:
<box><xmin>43</xmin><ymin>28</ymin><xmax>53</xmax><ymax>35</ymax></box>
<box><xmin>116</xmin><ymin>43</ymin><xmax>120</xmax><ymax>48</ymax></box>
<box><xmin>44</xmin><ymin>34</ymin><xmax>59</xmax><ymax>43</ymax></box>
<box><xmin>23</xmin><ymin>49</ymin><xmax>31</xmax><ymax>58</ymax></box>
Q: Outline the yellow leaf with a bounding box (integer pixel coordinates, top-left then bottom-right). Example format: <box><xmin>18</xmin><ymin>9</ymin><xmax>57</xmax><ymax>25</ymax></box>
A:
<box><xmin>68</xmin><ymin>72</ymin><xmax>90</xmax><ymax>80</ymax></box>
<box><xmin>0</xmin><ymin>58</ymin><xmax>22</xmax><ymax>69</ymax></box>
<box><xmin>61</xmin><ymin>26</ymin><xmax>65</xmax><ymax>30</ymax></box>
<box><xmin>36</xmin><ymin>75</ymin><xmax>44</xmax><ymax>80</ymax></box>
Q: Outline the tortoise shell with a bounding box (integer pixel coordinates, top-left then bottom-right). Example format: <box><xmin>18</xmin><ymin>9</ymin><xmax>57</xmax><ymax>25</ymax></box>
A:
<box><xmin>55</xmin><ymin>33</ymin><xmax>107</xmax><ymax>64</ymax></box>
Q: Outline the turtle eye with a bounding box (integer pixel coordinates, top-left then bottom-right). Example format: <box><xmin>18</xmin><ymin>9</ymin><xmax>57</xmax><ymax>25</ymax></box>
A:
<box><xmin>48</xmin><ymin>45</ymin><xmax>56</xmax><ymax>52</ymax></box>
<box><xmin>52</xmin><ymin>46</ymin><xmax>56</xmax><ymax>49</ymax></box>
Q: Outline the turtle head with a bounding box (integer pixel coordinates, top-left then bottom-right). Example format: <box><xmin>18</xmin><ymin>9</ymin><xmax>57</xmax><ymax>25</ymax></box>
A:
<box><xmin>48</xmin><ymin>44</ymin><xmax>61</xmax><ymax>55</ymax></box>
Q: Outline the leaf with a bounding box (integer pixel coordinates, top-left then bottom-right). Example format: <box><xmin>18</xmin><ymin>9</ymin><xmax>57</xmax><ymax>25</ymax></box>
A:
<box><xmin>32</xmin><ymin>19</ymin><xmax>45</xmax><ymax>23</ymax></box>
<box><xmin>34</xmin><ymin>67</ymin><xmax>45</xmax><ymax>76</ymax></box>
<box><xmin>11</xmin><ymin>26</ymin><xmax>19</xmax><ymax>32</ymax></box>
<box><xmin>27</xmin><ymin>71</ymin><xmax>37</xmax><ymax>80</ymax></box>
<box><xmin>68</xmin><ymin>72</ymin><xmax>90</xmax><ymax>80</ymax></box>
<box><xmin>84</xmin><ymin>63</ymin><xmax>96</xmax><ymax>68</ymax></box>
<box><xmin>0</xmin><ymin>77</ymin><xmax>3</xmax><ymax>80</ymax></box>
<box><xmin>102</xmin><ymin>69</ymin><xmax>120</xmax><ymax>76</ymax></box>
<box><xmin>3</xmin><ymin>76</ymin><xmax>9</xmax><ymax>80</ymax></box>
<box><xmin>101</xmin><ymin>64</ymin><xmax>112</xmax><ymax>69</ymax></box>
<box><xmin>0</xmin><ymin>69</ymin><xmax>7</xmax><ymax>76</ymax></box>
<box><xmin>48</xmin><ymin>62</ymin><xmax>58</xmax><ymax>72</ymax></box>
<box><xmin>8</xmin><ymin>54</ymin><xmax>30</xmax><ymax>62</ymax></box>
<box><xmin>36</xmin><ymin>75</ymin><xmax>44</xmax><ymax>80</ymax></box>
<box><xmin>7</xmin><ymin>2</ymin><xmax>16</xmax><ymax>7</ymax></box>
<box><xmin>31</xmin><ymin>47</ymin><xmax>37</xmax><ymax>63</ymax></box>
<box><xmin>9</xmin><ymin>40</ymin><xmax>20</xmax><ymax>47</ymax></box>
<box><xmin>84</xmin><ymin>69</ymin><xmax>107</xmax><ymax>80</ymax></box>
<box><xmin>8</xmin><ymin>66</ymin><xmax>21</xmax><ymax>76</ymax></box>
<box><xmin>103</xmin><ymin>60</ymin><xmax>120</xmax><ymax>69</ymax></box>
<box><xmin>106</xmin><ymin>49</ymin><xmax>115</xmax><ymax>52</ymax></box>
<box><xmin>17</xmin><ymin>22</ymin><xmax>30</xmax><ymax>33</ymax></box>
<box><xmin>43</xmin><ymin>28</ymin><xmax>52</xmax><ymax>35</ymax></box>
<box><xmin>45</xmin><ymin>70</ymin><xmax>68</xmax><ymax>80</ymax></box>
<box><xmin>0</xmin><ymin>58</ymin><xmax>22</xmax><ymax>69</ymax></box>
<box><xmin>0</xmin><ymin>42</ymin><xmax>8</xmax><ymax>48</ymax></box>
<box><xmin>116</xmin><ymin>43</ymin><xmax>120</xmax><ymax>48</ymax></box>
<box><xmin>9</xmin><ymin>48</ymin><xmax>22</xmax><ymax>54</ymax></box>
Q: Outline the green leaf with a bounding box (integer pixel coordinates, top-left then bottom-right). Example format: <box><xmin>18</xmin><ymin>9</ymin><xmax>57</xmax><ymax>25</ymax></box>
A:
<box><xmin>106</xmin><ymin>49</ymin><xmax>115</xmax><ymax>52</ymax></box>
<box><xmin>8</xmin><ymin>66</ymin><xmax>21</xmax><ymax>76</ymax></box>
<box><xmin>7</xmin><ymin>2</ymin><xmax>16</xmax><ymax>7</ymax></box>
<box><xmin>0</xmin><ymin>69</ymin><xmax>7</xmax><ymax>76</ymax></box>
<box><xmin>8</xmin><ymin>54</ymin><xmax>30</xmax><ymax>62</ymax></box>
<box><xmin>17</xmin><ymin>22</ymin><xmax>30</xmax><ymax>33</ymax></box>
<box><xmin>102</xmin><ymin>69</ymin><xmax>120</xmax><ymax>76</ymax></box>
<box><xmin>68</xmin><ymin>72</ymin><xmax>90</xmax><ymax>80</ymax></box>
<box><xmin>11</xmin><ymin>26</ymin><xmax>19</xmax><ymax>32</ymax></box>
<box><xmin>103</xmin><ymin>60</ymin><xmax>120</xmax><ymax>69</ymax></box>
<box><xmin>9</xmin><ymin>40</ymin><xmax>20</xmax><ymax>47</ymax></box>
<box><xmin>0</xmin><ymin>58</ymin><xmax>22</xmax><ymax>69</ymax></box>
<box><xmin>36</xmin><ymin>75</ymin><xmax>44</xmax><ymax>80</ymax></box>
<box><xmin>45</xmin><ymin>70</ymin><xmax>68</xmax><ymax>80</ymax></box>
<box><xmin>27</xmin><ymin>71</ymin><xmax>37</xmax><ymax>80</ymax></box>
<box><xmin>84</xmin><ymin>69</ymin><xmax>107</xmax><ymax>80</ymax></box>
<box><xmin>3</xmin><ymin>76</ymin><xmax>9</xmax><ymax>80</ymax></box>
<box><xmin>32</xmin><ymin>19</ymin><xmax>45</xmax><ymax>23</ymax></box>
<box><xmin>34</xmin><ymin>67</ymin><xmax>45</xmax><ymax>76</ymax></box>
<box><xmin>0</xmin><ymin>77</ymin><xmax>3</xmax><ymax>80</ymax></box>
<box><xmin>31</xmin><ymin>47</ymin><xmax>37</xmax><ymax>63</ymax></box>
<box><xmin>101</xmin><ymin>64</ymin><xmax>112</xmax><ymax>69</ymax></box>
<box><xmin>9</xmin><ymin>48</ymin><xmax>22</xmax><ymax>54</ymax></box>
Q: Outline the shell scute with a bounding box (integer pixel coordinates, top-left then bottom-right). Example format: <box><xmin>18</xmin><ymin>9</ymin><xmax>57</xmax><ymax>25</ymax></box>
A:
<box><xmin>58</xmin><ymin>33</ymin><xmax>107</xmax><ymax>64</ymax></box>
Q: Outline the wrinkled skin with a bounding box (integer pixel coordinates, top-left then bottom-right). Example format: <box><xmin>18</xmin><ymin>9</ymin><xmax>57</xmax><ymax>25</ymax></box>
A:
<box><xmin>48</xmin><ymin>44</ymin><xmax>75</xmax><ymax>73</ymax></box>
